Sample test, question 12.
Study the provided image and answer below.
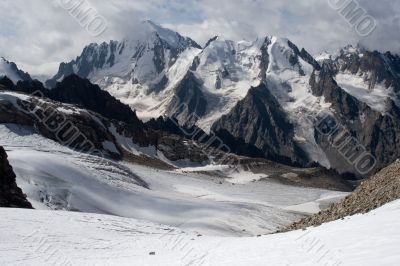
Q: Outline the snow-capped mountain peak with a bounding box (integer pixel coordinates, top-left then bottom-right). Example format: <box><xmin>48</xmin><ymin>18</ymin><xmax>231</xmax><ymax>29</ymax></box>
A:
<box><xmin>0</xmin><ymin>57</ymin><xmax>32</xmax><ymax>84</ymax></box>
<box><xmin>140</xmin><ymin>20</ymin><xmax>201</xmax><ymax>50</ymax></box>
<box><xmin>46</xmin><ymin>21</ymin><xmax>202</xmax><ymax>92</ymax></box>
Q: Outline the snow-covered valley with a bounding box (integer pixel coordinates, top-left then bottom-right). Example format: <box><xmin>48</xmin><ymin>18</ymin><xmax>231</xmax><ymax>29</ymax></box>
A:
<box><xmin>0</xmin><ymin>124</ymin><xmax>348</xmax><ymax>237</ymax></box>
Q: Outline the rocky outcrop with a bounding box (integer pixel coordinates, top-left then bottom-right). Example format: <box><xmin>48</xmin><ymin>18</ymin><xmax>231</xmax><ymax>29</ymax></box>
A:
<box><xmin>212</xmin><ymin>83</ymin><xmax>309</xmax><ymax>166</ymax></box>
<box><xmin>0</xmin><ymin>146</ymin><xmax>32</xmax><ymax>208</ymax></box>
<box><xmin>282</xmin><ymin>159</ymin><xmax>400</xmax><ymax>232</ymax></box>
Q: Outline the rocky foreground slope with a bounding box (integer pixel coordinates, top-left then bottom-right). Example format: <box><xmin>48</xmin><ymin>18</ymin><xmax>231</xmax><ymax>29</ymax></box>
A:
<box><xmin>283</xmin><ymin>159</ymin><xmax>400</xmax><ymax>231</ymax></box>
<box><xmin>0</xmin><ymin>146</ymin><xmax>32</xmax><ymax>208</ymax></box>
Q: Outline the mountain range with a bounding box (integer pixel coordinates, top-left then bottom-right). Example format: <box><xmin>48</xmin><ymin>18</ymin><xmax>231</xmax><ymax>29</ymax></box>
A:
<box><xmin>2</xmin><ymin>20</ymin><xmax>400</xmax><ymax>178</ymax></box>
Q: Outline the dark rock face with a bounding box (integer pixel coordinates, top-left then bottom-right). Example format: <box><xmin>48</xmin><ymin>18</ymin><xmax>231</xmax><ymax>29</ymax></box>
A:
<box><xmin>49</xmin><ymin>75</ymin><xmax>144</xmax><ymax>127</ymax></box>
<box><xmin>16</xmin><ymin>79</ymin><xmax>48</xmax><ymax>95</ymax></box>
<box><xmin>0</xmin><ymin>146</ymin><xmax>32</xmax><ymax>208</ymax></box>
<box><xmin>166</xmin><ymin>72</ymin><xmax>207</xmax><ymax>126</ymax></box>
<box><xmin>1</xmin><ymin>77</ymin><xmax>48</xmax><ymax>97</ymax></box>
<box><xmin>0</xmin><ymin>76</ymin><xmax>16</xmax><ymax>90</ymax></box>
<box><xmin>0</xmin><ymin>97</ymin><xmax>122</xmax><ymax>159</ymax></box>
<box><xmin>4</xmin><ymin>75</ymin><xmax>143</xmax><ymax>128</ymax></box>
<box><xmin>0</xmin><ymin>78</ymin><xmax>125</xmax><ymax>159</ymax></box>
<box><xmin>212</xmin><ymin>83</ymin><xmax>309</xmax><ymax>166</ymax></box>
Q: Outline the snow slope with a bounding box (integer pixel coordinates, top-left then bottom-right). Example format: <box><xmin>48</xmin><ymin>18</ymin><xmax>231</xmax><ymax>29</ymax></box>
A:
<box><xmin>192</xmin><ymin>37</ymin><xmax>265</xmax><ymax>129</ymax></box>
<box><xmin>335</xmin><ymin>72</ymin><xmax>398</xmax><ymax>113</ymax></box>
<box><xmin>99</xmin><ymin>45</ymin><xmax>200</xmax><ymax>120</ymax></box>
<box><xmin>0</xmin><ymin>123</ymin><xmax>347</xmax><ymax>236</ymax></box>
<box><xmin>0</xmin><ymin>199</ymin><xmax>399</xmax><ymax>265</ymax></box>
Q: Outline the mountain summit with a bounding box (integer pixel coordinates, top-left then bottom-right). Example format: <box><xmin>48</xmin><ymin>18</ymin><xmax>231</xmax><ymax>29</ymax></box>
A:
<box><xmin>0</xmin><ymin>57</ymin><xmax>32</xmax><ymax>84</ymax></box>
<box><xmin>46</xmin><ymin>20</ymin><xmax>201</xmax><ymax>91</ymax></box>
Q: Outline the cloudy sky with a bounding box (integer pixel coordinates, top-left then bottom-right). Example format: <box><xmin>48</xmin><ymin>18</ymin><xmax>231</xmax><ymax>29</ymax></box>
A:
<box><xmin>0</xmin><ymin>0</ymin><xmax>399</xmax><ymax>77</ymax></box>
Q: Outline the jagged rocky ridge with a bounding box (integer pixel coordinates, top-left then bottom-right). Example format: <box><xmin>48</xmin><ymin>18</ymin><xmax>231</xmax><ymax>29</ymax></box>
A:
<box><xmin>0</xmin><ymin>146</ymin><xmax>32</xmax><ymax>208</ymax></box>
<box><xmin>2</xmin><ymin>75</ymin><xmax>143</xmax><ymax>126</ymax></box>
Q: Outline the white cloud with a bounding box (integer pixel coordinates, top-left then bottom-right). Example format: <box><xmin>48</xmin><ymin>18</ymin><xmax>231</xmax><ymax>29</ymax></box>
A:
<box><xmin>0</xmin><ymin>0</ymin><xmax>398</xmax><ymax>76</ymax></box>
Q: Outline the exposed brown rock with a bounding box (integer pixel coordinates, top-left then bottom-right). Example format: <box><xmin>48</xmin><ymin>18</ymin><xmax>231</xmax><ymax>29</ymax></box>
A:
<box><xmin>281</xmin><ymin>159</ymin><xmax>400</xmax><ymax>232</ymax></box>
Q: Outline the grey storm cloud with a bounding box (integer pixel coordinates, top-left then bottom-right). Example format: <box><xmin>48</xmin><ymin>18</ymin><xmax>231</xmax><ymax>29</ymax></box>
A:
<box><xmin>0</xmin><ymin>0</ymin><xmax>398</xmax><ymax>77</ymax></box>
